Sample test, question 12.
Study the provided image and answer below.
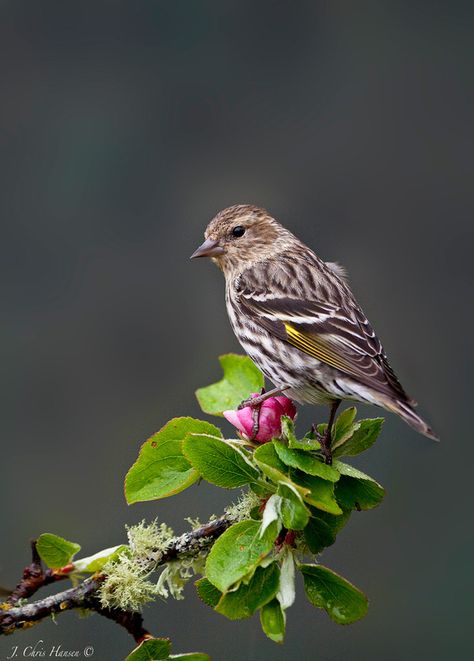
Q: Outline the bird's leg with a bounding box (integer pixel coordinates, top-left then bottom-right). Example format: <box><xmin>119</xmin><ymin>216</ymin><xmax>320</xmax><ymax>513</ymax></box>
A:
<box><xmin>250</xmin><ymin>405</ymin><xmax>261</xmax><ymax>441</ymax></box>
<box><xmin>238</xmin><ymin>386</ymin><xmax>290</xmax><ymax>441</ymax></box>
<box><xmin>238</xmin><ymin>385</ymin><xmax>290</xmax><ymax>410</ymax></box>
<box><xmin>317</xmin><ymin>399</ymin><xmax>341</xmax><ymax>465</ymax></box>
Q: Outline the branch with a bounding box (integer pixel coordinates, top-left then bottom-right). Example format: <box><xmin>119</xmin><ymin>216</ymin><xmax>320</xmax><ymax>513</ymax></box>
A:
<box><xmin>6</xmin><ymin>540</ymin><xmax>73</xmax><ymax>606</ymax></box>
<box><xmin>0</xmin><ymin>577</ymin><xmax>102</xmax><ymax>636</ymax></box>
<box><xmin>142</xmin><ymin>515</ymin><xmax>231</xmax><ymax>568</ymax></box>
<box><xmin>0</xmin><ymin>516</ymin><xmax>232</xmax><ymax>640</ymax></box>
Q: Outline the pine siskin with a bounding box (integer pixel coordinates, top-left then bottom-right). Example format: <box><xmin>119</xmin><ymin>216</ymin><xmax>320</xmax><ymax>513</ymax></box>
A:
<box><xmin>191</xmin><ymin>204</ymin><xmax>438</xmax><ymax>455</ymax></box>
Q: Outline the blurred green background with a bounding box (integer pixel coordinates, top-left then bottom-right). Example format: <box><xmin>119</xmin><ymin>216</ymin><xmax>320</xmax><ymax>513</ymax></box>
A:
<box><xmin>1</xmin><ymin>2</ymin><xmax>471</xmax><ymax>660</ymax></box>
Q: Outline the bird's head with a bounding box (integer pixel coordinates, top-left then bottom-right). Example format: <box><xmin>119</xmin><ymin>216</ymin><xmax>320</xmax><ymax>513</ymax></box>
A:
<box><xmin>191</xmin><ymin>204</ymin><xmax>290</xmax><ymax>274</ymax></box>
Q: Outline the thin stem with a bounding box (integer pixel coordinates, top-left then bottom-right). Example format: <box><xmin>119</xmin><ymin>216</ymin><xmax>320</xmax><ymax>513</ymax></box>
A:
<box><xmin>318</xmin><ymin>399</ymin><xmax>341</xmax><ymax>465</ymax></box>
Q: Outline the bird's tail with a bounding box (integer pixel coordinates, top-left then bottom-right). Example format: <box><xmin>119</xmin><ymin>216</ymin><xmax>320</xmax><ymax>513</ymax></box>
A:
<box><xmin>384</xmin><ymin>398</ymin><xmax>439</xmax><ymax>441</ymax></box>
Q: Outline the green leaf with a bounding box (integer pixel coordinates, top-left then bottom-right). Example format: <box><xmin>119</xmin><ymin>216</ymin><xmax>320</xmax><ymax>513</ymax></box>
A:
<box><xmin>254</xmin><ymin>442</ymin><xmax>288</xmax><ymax>481</ymax></box>
<box><xmin>124</xmin><ymin>638</ymin><xmax>171</xmax><ymax>661</ymax></box>
<box><xmin>260</xmin><ymin>598</ymin><xmax>286</xmax><ymax>643</ymax></box>
<box><xmin>215</xmin><ymin>563</ymin><xmax>280</xmax><ymax>620</ymax></box>
<box><xmin>332</xmin><ymin>460</ymin><xmax>378</xmax><ymax>481</ymax></box>
<box><xmin>304</xmin><ymin>516</ymin><xmax>336</xmax><ymax>554</ymax></box>
<box><xmin>331</xmin><ymin>407</ymin><xmax>358</xmax><ymax>446</ymax></box>
<box><xmin>280</xmin><ymin>415</ymin><xmax>297</xmax><ymax>443</ymax></box>
<box><xmin>304</xmin><ymin>509</ymin><xmax>352</xmax><ymax>554</ymax></box>
<box><xmin>273</xmin><ymin>441</ymin><xmax>340</xmax><ymax>482</ymax></box>
<box><xmin>183</xmin><ymin>435</ymin><xmax>259</xmax><ymax>488</ymax></box>
<box><xmin>125</xmin><ymin>418</ymin><xmax>221</xmax><ymax>504</ymax></box>
<box><xmin>291</xmin><ymin>471</ymin><xmax>343</xmax><ymax>515</ymax></box>
<box><xmin>206</xmin><ymin>520</ymin><xmax>277</xmax><ymax>593</ymax></box>
<box><xmin>277</xmin><ymin>483</ymin><xmax>310</xmax><ymax>530</ymax></box>
<box><xmin>333</xmin><ymin>460</ymin><xmax>385</xmax><ymax>510</ymax></box>
<box><xmin>74</xmin><ymin>545</ymin><xmax>128</xmax><ymax>573</ymax></box>
<box><xmin>316</xmin><ymin>422</ymin><xmax>327</xmax><ymax>436</ymax></box>
<box><xmin>254</xmin><ymin>444</ymin><xmax>311</xmax><ymax>499</ymax></box>
<box><xmin>281</xmin><ymin>416</ymin><xmax>320</xmax><ymax>452</ymax></box>
<box><xmin>335</xmin><ymin>477</ymin><xmax>385</xmax><ymax>511</ymax></box>
<box><xmin>314</xmin><ymin>507</ymin><xmax>352</xmax><ymax>533</ymax></box>
<box><xmin>333</xmin><ymin>418</ymin><xmax>384</xmax><ymax>457</ymax></box>
<box><xmin>301</xmin><ymin>564</ymin><xmax>368</xmax><ymax>624</ymax></box>
<box><xmin>36</xmin><ymin>533</ymin><xmax>81</xmax><ymax>569</ymax></box>
<box><xmin>195</xmin><ymin>578</ymin><xmax>222</xmax><ymax>608</ymax></box>
<box><xmin>250</xmin><ymin>481</ymin><xmax>271</xmax><ymax>497</ymax></box>
<box><xmin>196</xmin><ymin>354</ymin><xmax>264</xmax><ymax>416</ymax></box>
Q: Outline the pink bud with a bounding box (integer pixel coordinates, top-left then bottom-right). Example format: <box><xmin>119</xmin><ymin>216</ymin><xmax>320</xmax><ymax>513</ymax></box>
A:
<box><xmin>224</xmin><ymin>393</ymin><xmax>297</xmax><ymax>443</ymax></box>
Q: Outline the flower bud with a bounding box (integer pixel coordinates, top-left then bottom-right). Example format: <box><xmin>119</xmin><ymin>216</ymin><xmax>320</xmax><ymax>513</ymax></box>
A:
<box><xmin>224</xmin><ymin>393</ymin><xmax>297</xmax><ymax>443</ymax></box>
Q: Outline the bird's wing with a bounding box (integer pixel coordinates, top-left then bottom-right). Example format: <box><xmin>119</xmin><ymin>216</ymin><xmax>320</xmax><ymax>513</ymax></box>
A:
<box><xmin>236</xmin><ymin>265</ymin><xmax>410</xmax><ymax>402</ymax></box>
<box><xmin>325</xmin><ymin>261</ymin><xmax>348</xmax><ymax>281</ymax></box>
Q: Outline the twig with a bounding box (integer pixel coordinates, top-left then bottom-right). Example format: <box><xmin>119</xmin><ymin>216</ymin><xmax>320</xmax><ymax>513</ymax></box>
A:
<box><xmin>0</xmin><ymin>577</ymin><xmax>102</xmax><ymax>635</ymax></box>
<box><xmin>7</xmin><ymin>540</ymin><xmax>72</xmax><ymax>606</ymax></box>
<box><xmin>141</xmin><ymin>515</ymin><xmax>231</xmax><ymax>569</ymax></box>
<box><xmin>0</xmin><ymin>516</ymin><xmax>232</xmax><ymax>639</ymax></box>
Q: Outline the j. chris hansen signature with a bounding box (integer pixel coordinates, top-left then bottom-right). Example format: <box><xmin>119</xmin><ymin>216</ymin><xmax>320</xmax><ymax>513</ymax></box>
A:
<box><xmin>6</xmin><ymin>640</ymin><xmax>94</xmax><ymax>658</ymax></box>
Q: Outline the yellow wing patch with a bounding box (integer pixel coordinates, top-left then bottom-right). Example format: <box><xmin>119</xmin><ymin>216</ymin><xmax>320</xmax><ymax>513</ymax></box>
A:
<box><xmin>284</xmin><ymin>323</ymin><xmax>359</xmax><ymax>377</ymax></box>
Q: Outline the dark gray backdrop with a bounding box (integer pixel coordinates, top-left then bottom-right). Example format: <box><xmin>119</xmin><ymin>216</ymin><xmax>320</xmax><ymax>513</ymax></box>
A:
<box><xmin>1</xmin><ymin>2</ymin><xmax>472</xmax><ymax>660</ymax></box>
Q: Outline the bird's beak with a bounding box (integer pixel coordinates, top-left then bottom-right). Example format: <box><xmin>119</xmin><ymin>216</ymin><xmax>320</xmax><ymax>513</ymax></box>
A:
<box><xmin>190</xmin><ymin>237</ymin><xmax>225</xmax><ymax>259</ymax></box>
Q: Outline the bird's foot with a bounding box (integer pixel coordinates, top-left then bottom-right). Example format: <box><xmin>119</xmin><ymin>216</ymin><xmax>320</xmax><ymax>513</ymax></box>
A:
<box><xmin>250</xmin><ymin>406</ymin><xmax>261</xmax><ymax>441</ymax></box>
<box><xmin>238</xmin><ymin>385</ymin><xmax>290</xmax><ymax>410</ymax></box>
<box><xmin>238</xmin><ymin>387</ymin><xmax>266</xmax><ymax>410</ymax></box>
<box><xmin>238</xmin><ymin>388</ymin><xmax>266</xmax><ymax>440</ymax></box>
<box><xmin>238</xmin><ymin>386</ymin><xmax>290</xmax><ymax>441</ymax></box>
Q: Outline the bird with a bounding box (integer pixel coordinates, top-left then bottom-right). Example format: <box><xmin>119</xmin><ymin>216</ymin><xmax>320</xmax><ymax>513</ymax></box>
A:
<box><xmin>191</xmin><ymin>204</ymin><xmax>437</xmax><ymax>460</ymax></box>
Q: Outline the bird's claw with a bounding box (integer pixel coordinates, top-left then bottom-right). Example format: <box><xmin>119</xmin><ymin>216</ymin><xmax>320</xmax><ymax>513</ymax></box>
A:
<box><xmin>250</xmin><ymin>406</ymin><xmax>261</xmax><ymax>440</ymax></box>
<box><xmin>237</xmin><ymin>389</ymin><xmax>266</xmax><ymax>440</ymax></box>
<box><xmin>237</xmin><ymin>397</ymin><xmax>255</xmax><ymax>410</ymax></box>
<box><xmin>237</xmin><ymin>387</ymin><xmax>266</xmax><ymax>410</ymax></box>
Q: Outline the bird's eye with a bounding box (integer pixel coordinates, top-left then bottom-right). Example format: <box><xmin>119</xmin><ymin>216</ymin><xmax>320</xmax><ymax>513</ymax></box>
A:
<box><xmin>231</xmin><ymin>225</ymin><xmax>246</xmax><ymax>238</ymax></box>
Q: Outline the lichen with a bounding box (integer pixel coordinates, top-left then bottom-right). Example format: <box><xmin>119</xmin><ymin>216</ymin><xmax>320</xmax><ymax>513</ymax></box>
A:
<box><xmin>99</xmin><ymin>518</ymin><xmax>211</xmax><ymax>611</ymax></box>
<box><xmin>99</xmin><ymin>551</ymin><xmax>158</xmax><ymax>612</ymax></box>
<box><xmin>155</xmin><ymin>550</ymin><xmax>207</xmax><ymax>600</ymax></box>
<box><xmin>225</xmin><ymin>489</ymin><xmax>261</xmax><ymax>522</ymax></box>
<box><xmin>126</xmin><ymin>519</ymin><xmax>174</xmax><ymax>558</ymax></box>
